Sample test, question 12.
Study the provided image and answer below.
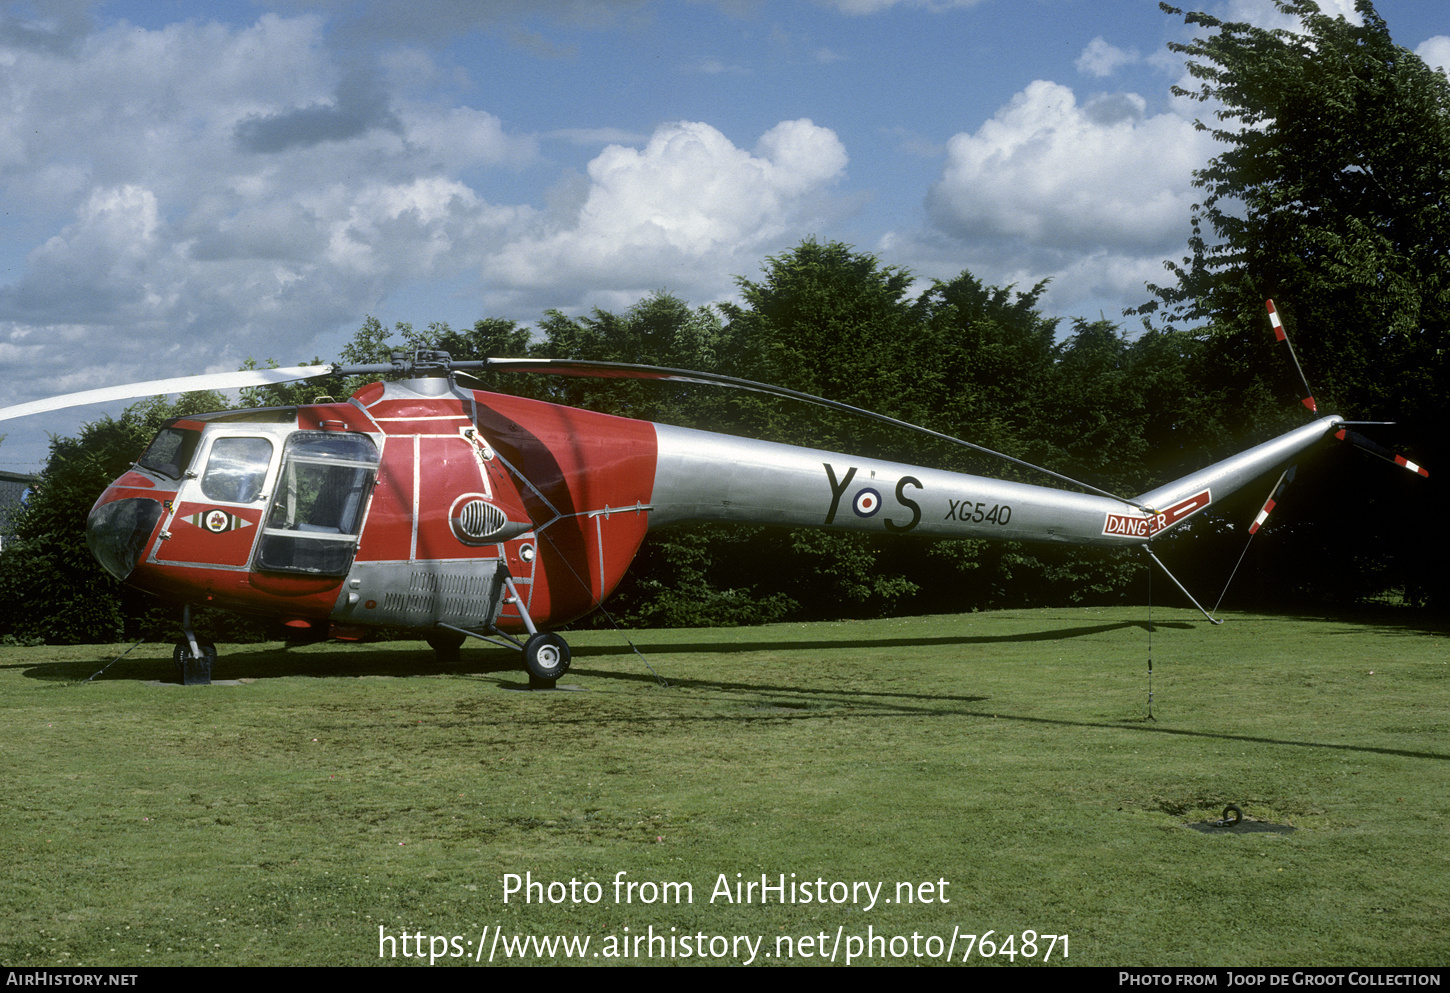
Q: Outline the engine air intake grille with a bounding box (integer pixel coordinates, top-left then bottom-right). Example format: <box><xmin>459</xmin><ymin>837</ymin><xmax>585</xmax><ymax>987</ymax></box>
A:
<box><xmin>453</xmin><ymin>498</ymin><xmax>508</xmax><ymax>542</ymax></box>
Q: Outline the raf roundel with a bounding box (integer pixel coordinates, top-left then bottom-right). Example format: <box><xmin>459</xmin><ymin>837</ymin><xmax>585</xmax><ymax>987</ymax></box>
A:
<box><xmin>852</xmin><ymin>488</ymin><xmax>881</xmax><ymax>517</ymax></box>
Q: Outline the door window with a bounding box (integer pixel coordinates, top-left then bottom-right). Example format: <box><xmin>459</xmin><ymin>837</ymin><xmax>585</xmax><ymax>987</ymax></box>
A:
<box><xmin>256</xmin><ymin>432</ymin><xmax>379</xmax><ymax>575</ymax></box>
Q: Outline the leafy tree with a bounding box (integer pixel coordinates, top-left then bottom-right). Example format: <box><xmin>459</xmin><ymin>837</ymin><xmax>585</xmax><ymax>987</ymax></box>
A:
<box><xmin>0</xmin><ymin>418</ymin><xmax>152</xmax><ymax>643</ymax></box>
<box><xmin>913</xmin><ymin>273</ymin><xmax>1060</xmax><ymax>468</ymax></box>
<box><xmin>719</xmin><ymin>239</ymin><xmax>926</xmax><ymax>455</ymax></box>
<box><xmin>1145</xmin><ymin>0</ymin><xmax>1449</xmax><ymax>607</ymax></box>
<box><xmin>1150</xmin><ymin>1</ymin><xmax>1450</xmax><ymax>410</ymax></box>
<box><xmin>530</xmin><ymin>293</ymin><xmax>734</xmax><ymax>423</ymax></box>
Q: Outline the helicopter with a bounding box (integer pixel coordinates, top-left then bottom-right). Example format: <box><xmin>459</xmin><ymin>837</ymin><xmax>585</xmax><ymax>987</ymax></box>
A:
<box><xmin>0</xmin><ymin>302</ymin><xmax>1426</xmax><ymax>686</ymax></box>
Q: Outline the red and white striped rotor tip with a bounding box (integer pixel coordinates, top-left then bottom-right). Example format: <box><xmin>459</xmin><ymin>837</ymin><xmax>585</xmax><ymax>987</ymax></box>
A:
<box><xmin>1394</xmin><ymin>454</ymin><xmax>1429</xmax><ymax>478</ymax></box>
<box><xmin>1264</xmin><ymin>299</ymin><xmax>1317</xmax><ymax>413</ymax></box>
<box><xmin>1248</xmin><ymin>497</ymin><xmax>1276</xmax><ymax>535</ymax></box>
<box><xmin>1334</xmin><ymin>429</ymin><xmax>1430</xmax><ymax>477</ymax></box>
<box><xmin>1265</xmin><ymin>298</ymin><xmax>1287</xmax><ymax>341</ymax></box>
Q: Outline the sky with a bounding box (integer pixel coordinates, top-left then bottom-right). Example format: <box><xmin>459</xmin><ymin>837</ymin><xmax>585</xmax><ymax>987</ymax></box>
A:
<box><xmin>0</xmin><ymin>0</ymin><xmax>1446</xmax><ymax>471</ymax></box>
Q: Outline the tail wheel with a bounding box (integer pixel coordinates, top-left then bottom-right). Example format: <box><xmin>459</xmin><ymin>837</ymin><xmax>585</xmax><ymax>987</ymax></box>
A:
<box><xmin>523</xmin><ymin>632</ymin><xmax>571</xmax><ymax>680</ymax></box>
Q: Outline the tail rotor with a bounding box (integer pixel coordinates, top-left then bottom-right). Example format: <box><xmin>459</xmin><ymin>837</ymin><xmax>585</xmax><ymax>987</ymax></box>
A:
<box><xmin>1212</xmin><ymin>301</ymin><xmax>1430</xmax><ymax>610</ymax></box>
<box><xmin>1264</xmin><ymin>299</ymin><xmax>1427</xmax><ymax>478</ymax></box>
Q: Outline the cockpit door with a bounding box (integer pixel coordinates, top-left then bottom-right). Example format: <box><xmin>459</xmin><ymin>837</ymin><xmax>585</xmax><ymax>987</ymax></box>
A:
<box><xmin>254</xmin><ymin>431</ymin><xmax>380</xmax><ymax>576</ymax></box>
<box><xmin>152</xmin><ymin>435</ymin><xmax>276</xmax><ymax>569</ymax></box>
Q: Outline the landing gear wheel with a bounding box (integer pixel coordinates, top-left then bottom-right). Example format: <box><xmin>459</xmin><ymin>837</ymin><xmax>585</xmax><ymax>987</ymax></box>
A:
<box><xmin>1221</xmin><ymin>804</ymin><xmax>1243</xmax><ymax>827</ymax></box>
<box><xmin>427</xmin><ymin>630</ymin><xmax>467</xmax><ymax>663</ymax></box>
<box><xmin>173</xmin><ymin>640</ymin><xmax>217</xmax><ymax>685</ymax></box>
<box><xmin>523</xmin><ymin>632</ymin><xmax>571</xmax><ymax>684</ymax></box>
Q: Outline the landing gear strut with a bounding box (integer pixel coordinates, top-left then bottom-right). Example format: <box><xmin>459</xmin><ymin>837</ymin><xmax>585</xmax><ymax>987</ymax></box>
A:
<box><xmin>427</xmin><ymin>573</ymin><xmax>574</xmax><ymax>689</ymax></box>
<box><xmin>503</xmin><ymin>573</ymin><xmax>571</xmax><ymax>688</ymax></box>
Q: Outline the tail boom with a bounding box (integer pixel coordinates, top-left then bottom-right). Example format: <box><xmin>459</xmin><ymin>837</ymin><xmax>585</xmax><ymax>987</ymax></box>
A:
<box><xmin>647</xmin><ymin>415</ymin><xmax>1347</xmax><ymax>547</ymax></box>
<box><xmin>1132</xmin><ymin>415</ymin><xmax>1345</xmax><ymax>535</ymax></box>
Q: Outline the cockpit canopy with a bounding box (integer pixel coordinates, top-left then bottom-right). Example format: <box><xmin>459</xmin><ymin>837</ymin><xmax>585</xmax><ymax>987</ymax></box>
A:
<box><xmin>131</xmin><ymin>413</ymin><xmax>382</xmax><ymax>578</ymax></box>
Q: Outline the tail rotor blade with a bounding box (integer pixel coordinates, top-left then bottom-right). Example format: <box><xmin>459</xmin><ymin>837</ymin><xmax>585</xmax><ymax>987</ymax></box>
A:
<box><xmin>1264</xmin><ymin>299</ymin><xmax>1318</xmax><ymax>413</ymax></box>
<box><xmin>1335</xmin><ymin>427</ymin><xmax>1430</xmax><ymax>478</ymax></box>
<box><xmin>1248</xmin><ymin>465</ymin><xmax>1297</xmax><ymax>535</ymax></box>
<box><xmin>1214</xmin><ymin>466</ymin><xmax>1296</xmax><ymax>613</ymax></box>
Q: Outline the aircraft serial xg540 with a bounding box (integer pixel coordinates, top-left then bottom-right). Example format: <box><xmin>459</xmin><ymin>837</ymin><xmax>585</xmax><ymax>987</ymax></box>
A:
<box><xmin>0</xmin><ymin>301</ymin><xmax>1426</xmax><ymax>684</ymax></box>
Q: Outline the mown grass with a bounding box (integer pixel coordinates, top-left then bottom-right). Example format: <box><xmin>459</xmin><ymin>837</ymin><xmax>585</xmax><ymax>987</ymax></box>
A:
<box><xmin>0</xmin><ymin>607</ymin><xmax>1445</xmax><ymax>967</ymax></box>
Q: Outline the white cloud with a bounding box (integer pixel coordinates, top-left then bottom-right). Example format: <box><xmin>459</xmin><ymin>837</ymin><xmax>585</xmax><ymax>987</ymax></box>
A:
<box><xmin>483</xmin><ymin>119</ymin><xmax>848</xmax><ymax>299</ymax></box>
<box><xmin>1224</xmin><ymin>0</ymin><xmax>1361</xmax><ymax>32</ymax></box>
<box><xmin>872</xmin><ymin>78</ymin><xmax>1218</xmax><ymax>319</ymax></box>
<box><xmin>1076</xmin><ymin>37</ymin><xmax>1138</xmax><ymax>78</ymax></box>
<box><xmin>0</xmin><ymin>6</ymin><xmax>858</xmax><ymax>459</ymax></box>
<box><xmin>1416</xmin><ymin>36</ymin><xmax>1450</xmax><ymax>78</ymax></box>
<box><xmin>0</xmin><ymin>11</ymin><xmax>549</xmax><ymax>467</ymax></box>
<box><xmin>926</xmin><ymin>81</ymin><xmax>1209</xmax><ymax>253</ymax></box>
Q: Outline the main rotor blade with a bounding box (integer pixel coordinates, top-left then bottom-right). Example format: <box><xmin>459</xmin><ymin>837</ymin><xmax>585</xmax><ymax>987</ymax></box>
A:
<box><xmin>0</xmin><ymin>366</ymin><xmax>336</xmax><ymax>423</ymax></box>
<box><xmin>477</xmin><ymin>357</ymin><xmax>1150</xmax><ymax>510</ymax></box>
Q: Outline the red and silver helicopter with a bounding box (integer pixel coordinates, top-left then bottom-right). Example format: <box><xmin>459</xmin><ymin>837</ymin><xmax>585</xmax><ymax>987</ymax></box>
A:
<box><xmin>0</xmin><ymin>302</ymin><xmax>1425</xmax><ymax>684</ymax></box>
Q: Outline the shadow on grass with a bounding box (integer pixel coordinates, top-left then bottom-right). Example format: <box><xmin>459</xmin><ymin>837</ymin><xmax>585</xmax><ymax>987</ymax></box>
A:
<box><xmin>580</xmin><ymin>619</ymin><xmax>1193</xmax><ymax>658</ymax></box>
<box><xmin>550</xmin><ymin>664</ymin><xmax>1450</xmax><ymax>763</ymax></box>
<box><xmin>14</xmin><ymin>618</ymin><xmax>1443</xmax><ymax>763</ymax></box>
<box><xmin>14</xmin><ymin>618</ymin><xmax>1185</xmax><ymax>685</ymax></box>
<box><xmin>14</xmin><ymin>643</ymin><xmax>520</xmax><ymax>683</ymax></box>
<box><xmin>1237</xmin><ymin>608</ymin><xmax>1450</xmax><ymax>639</ymax></box>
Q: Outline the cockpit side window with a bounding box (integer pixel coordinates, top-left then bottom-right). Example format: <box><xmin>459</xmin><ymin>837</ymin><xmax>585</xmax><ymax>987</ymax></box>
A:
<box><xmin>137</xmin><ymin>427</ymin><xmax>202</xmax><ymax>480</ymax></box>
<box><xmin>200</xmin><ymin>437</ymin><xmax>273</xmax><ymax>503</ymax></box>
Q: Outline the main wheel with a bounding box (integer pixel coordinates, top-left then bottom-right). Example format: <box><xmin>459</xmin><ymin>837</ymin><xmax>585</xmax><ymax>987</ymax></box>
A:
<box><xmin>427</xmin><ymin>630</ymin><xmax>467</xmax><ymax>663</ymax></box>
<box><xmin>173</xmin><ymin>640</ymin><xmax>217</xmax><ymax>685</ymax></box>
<box><xmin>523</xmin><ymin>632</ymin><xmax>571</xmax><ymax>681</ymax></box>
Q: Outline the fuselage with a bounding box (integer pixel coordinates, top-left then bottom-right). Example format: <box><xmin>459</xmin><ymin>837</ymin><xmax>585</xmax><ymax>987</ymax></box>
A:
<box><xmin>85</xmin><ymin>377</ymin><xmax>1345</xmax><ymax>636</ymax></box>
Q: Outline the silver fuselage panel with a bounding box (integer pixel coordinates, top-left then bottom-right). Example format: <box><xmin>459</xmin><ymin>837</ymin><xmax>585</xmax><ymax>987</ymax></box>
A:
<box><xmin>331</xmin><ymin>559</ymin><xmax>506</xmax><ymax>630</ymax></box>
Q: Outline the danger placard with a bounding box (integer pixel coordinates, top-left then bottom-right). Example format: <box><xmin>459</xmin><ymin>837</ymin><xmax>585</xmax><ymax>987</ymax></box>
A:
<box><xmin>1103</xmin><ymin>489</ymin><xmax>1211</xmax><ymax>538</ymax></box>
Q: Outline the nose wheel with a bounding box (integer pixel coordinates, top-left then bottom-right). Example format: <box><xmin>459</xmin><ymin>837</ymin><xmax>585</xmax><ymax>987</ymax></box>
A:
<box><xmin>173</xmin><ymin>639</ymin><xmax>216</xmax><ymax>685</ymax></box>
<box><xmin>173</xmin><ymin>605</ymin><xmax>215</xmax><ymax>684</ymax></box>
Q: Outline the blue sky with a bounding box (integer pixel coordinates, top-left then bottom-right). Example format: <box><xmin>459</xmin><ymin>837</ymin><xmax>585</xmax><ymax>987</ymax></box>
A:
<box><xmin>1</xmin><ymin>0</ymin><xmax>1446</xmax><ymax>470</ymax></box>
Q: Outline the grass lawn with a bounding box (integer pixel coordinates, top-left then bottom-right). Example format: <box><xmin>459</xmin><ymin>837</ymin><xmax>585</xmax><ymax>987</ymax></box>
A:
<box><xmin>1</xmin><ymin>606</ymin><xmax>1445</xmax><ymax>967</ymax></box>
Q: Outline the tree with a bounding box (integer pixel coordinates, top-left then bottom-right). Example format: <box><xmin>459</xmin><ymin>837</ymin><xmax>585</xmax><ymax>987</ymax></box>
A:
<box><xmin>719</xmin><ymin>240</ymin><xmax>926</xmax><ymax>455</ymax></box>
<box><xmin>0</xmin><ymin>418</ymin><xmax>152</xmax><ymax>643</ymax></box>
<box><xmin>1144</xmin><ymin>0</ymin><xmax>1449</xmax><ymax>607</ymax></box>
<box><xmin>1149</xmin><ymin>1</ymin><xmax>1450</xmax><ymax>416</ymax></box>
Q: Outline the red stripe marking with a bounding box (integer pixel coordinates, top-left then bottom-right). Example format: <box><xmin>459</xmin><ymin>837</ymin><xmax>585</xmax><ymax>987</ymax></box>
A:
<box><xmin>1395</xmin><ymin>455</ymin><xmax>1429</xmax><ymax>477</ymax></box>
<box><xmin>1266</xmin><ymin>299</ymin><xmax>1287</xmax><ymax>341</ymax></box>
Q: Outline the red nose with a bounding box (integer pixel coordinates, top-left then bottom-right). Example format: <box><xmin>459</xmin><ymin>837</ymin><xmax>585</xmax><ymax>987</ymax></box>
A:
<box><xmin>86</xmin><ymin>496</ymin><xmax>165</xmax><ymax>581</ymax></box>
